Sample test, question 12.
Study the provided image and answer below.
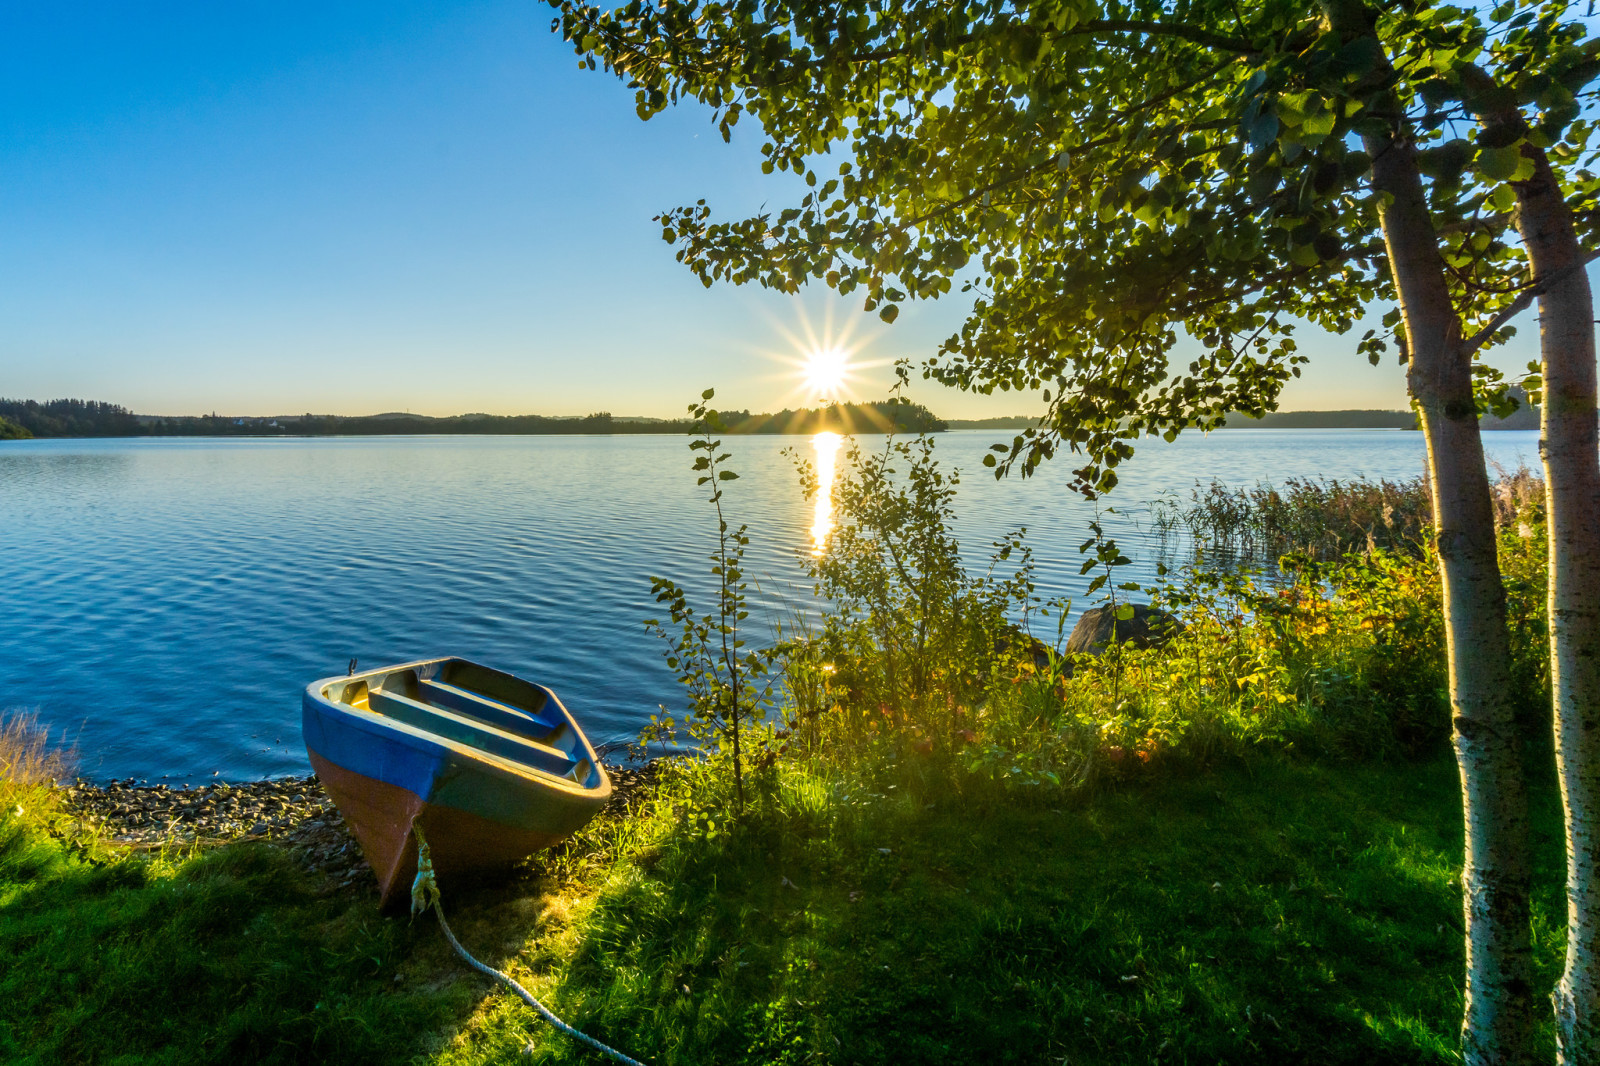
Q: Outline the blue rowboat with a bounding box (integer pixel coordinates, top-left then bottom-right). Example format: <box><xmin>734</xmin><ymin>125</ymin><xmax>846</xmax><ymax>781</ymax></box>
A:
<box><xmin>302</xmin><ymin>656</ymin><xmax>611</xmax><ymax>910</ymax></box>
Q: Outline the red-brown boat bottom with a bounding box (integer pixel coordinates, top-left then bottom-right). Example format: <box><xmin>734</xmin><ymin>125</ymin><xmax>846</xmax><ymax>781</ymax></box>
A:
<box><xmin>310</xmin><ymin>752</ymin><xmax>566</xmax><ymax>912</ymax></box>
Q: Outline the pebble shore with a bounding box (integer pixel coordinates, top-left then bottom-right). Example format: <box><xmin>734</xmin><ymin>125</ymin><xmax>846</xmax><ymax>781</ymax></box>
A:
<box><xmin>61</xmin><ymin>762</ymin><xmax>658</xmax><ymax>896</ymax></box>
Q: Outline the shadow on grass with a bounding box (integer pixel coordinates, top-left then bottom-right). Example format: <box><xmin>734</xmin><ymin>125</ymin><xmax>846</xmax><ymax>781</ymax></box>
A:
<box><xmin>441</xmin><ymin>753</ymin><xmax>1566</xmax><ymax>1066</ymax></box>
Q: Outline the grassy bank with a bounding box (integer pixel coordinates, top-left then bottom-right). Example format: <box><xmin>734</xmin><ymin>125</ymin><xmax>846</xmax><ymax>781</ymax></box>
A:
<box><xmin>0</xmin><ymin>719</ymin><xmax>466</xmax><ymax>1063</ymax></box>
<box><xmin>0</xmin><ymin>745</ymin><xmax>1567</xmax><ymax>1064</ymax></box>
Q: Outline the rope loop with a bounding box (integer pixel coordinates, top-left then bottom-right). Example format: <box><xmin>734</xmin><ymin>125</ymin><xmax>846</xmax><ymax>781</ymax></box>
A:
<box><xmin>409</xmin><ymin>823</ymin><xmax>650</xmax><ymax>1066</ymax></box>
<box><xmin>410</xmin><ymin>824</ymin><xmax>441</xmax><ymax>920</ymax></box>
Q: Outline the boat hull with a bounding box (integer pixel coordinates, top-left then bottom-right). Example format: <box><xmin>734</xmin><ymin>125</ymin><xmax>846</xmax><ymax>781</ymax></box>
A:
<box><xmin>302</xmin><ymin>656</ymin><xmax>611</xmax><ymax>911</ymax></box>
<box><xmin>308</xmin><ymin>751</ymin><xmax>572</xmax><ymax>910</ymax></box>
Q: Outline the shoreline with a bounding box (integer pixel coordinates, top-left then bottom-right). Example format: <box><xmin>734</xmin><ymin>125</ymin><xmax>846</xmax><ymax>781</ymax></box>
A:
<box><xmin>53</xmin><ymin>762</ymin><xmax>660</xmax><ymax>898</ymax></box>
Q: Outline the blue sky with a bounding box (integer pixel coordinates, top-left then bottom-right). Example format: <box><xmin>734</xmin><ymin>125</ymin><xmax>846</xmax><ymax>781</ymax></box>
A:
<box><xmin>0</xmin><ymin>1</ymin><xmax>1538</xmax><ymax>418</ymax></box>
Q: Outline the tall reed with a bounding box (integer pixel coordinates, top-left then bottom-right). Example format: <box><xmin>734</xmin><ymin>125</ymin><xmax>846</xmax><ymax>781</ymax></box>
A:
<box><xmin>0</xmin><ymin>711</ymin><xmax>73</xmax><ymax>789</ymax></box>
<box><xmin>1153</xmin><ymin>476</ymin><xmax>1431</xmax><ymax>561</ymax></box>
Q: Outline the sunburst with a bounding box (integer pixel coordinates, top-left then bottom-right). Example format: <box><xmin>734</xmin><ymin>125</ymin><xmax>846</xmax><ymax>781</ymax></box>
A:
<box><xmin>753</xmin><ymin>300</ymin><xmax>889</xmax><ymax>407</ymax></box>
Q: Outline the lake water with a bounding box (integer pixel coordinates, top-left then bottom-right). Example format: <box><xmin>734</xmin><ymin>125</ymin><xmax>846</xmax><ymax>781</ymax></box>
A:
<box><xmin>0</xmin><ymin>429</ymin><xmax>1542</xmax><ymax>782</ymax></box>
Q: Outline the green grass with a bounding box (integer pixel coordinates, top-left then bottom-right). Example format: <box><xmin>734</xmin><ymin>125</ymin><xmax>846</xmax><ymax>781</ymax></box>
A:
<box><xmin>438</xmin><ymin>751</ymin><xmax>1567</xmax><ymax>1066</ymax></box>
<box><xmin>0</xmin><ymin>813</ymin><xmax>473</xmax><ymax>1065</ymax></box>
<box><xmin>0</xmin><ymin>751</ymin><xmax>1567</xmax><ymax>1065</ymax></box>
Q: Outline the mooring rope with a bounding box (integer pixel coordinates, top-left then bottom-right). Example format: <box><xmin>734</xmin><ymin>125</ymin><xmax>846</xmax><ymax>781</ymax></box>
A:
<box><xmin>410</xmin><ymin>825</ymin><xmax>649</xmax><ymax>1066</ymax></box>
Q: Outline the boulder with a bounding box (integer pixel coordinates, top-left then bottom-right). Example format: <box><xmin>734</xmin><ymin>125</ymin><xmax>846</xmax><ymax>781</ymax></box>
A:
<box><xmin>1065</xmin><ymin>604</ymin><xmax>1183</xmax><ymax>657</ymax></box>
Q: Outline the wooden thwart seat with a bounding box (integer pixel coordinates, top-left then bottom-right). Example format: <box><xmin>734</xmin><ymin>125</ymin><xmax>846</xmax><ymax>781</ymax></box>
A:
<box><xmin>367</xmin><ymin>688</ymin><xmax>577</xmax><ymax>778</ymax></box>
<box><xmin>418</xmin><ymin>677</ymin><xmax>560</xmax><ymax>740</ymax></box>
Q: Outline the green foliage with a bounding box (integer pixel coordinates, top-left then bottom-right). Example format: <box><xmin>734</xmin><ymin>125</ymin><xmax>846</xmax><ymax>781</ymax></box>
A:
<box><xmin>554</xmin><ymin>0</ymin><xmax>1599</xmax><ymax>493</ymax></box>
<box><xmin>960</xmin><ymin>546</ymin><xmax>1454</xmax><ymax>792</ymax></box>
<box><xmin>786</xmin><ymin>433</ymin><xmax>1034</xmax><ymax>764</ymax></box>
<box><xmin>646</xmin><ymin>390</ymin><xmax>781</xmax><ymax>810</ymax></box>
<box><xmin>773</xmin><ymin>438</ymin><xmax>1488</xmax><ymax>789</ymax></box>
<box><xmin>1077</xmin><ymin>504</ymin><xmax>1141</xmax><ymax>605</ymax></box>
<box><xmin>1491</xmin><ymin>463</ymin><xmax>1556</xmax><ymax>737</ymax></box>
<box><xmin>0</xmin><ymin>414</ymin><xmax>31</xmax><ymax>440</ymax></box>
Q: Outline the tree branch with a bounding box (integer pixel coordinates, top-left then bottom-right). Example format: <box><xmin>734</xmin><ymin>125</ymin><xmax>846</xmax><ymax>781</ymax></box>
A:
<box><xmin>1065</xmin><ymin>19</ymin><xmax>1260</xmax><ymax>55</ymax></box>
<box><xmin>1461</xmin><ymin>250</ymin><xmax>1600</xmax><ymax>358</ymax></box>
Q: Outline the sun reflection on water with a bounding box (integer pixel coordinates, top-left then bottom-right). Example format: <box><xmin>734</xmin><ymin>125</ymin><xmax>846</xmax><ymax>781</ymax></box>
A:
<box><xmin>810</xmin><ymin>431</ymin><xmax>842</xmax><ymax>553</ymax></box>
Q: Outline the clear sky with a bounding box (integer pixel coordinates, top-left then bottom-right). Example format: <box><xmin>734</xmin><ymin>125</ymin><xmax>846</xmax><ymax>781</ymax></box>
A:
<box><xmin>0</xmin><ymin>1</ymin><xmax>1544</xmax><ymax>419</ymax></box>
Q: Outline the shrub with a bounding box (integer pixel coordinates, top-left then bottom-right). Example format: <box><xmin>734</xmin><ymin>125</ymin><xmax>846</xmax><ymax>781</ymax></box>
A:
<box><xmin>645</xmin><ymin>391</ymin><xmax>780</xmax><ymax>810</ymax></box>
<box><xmin>782</xmin><ymin>434</ymin><xmax>1035</xmax><ymax>768</ymax></box>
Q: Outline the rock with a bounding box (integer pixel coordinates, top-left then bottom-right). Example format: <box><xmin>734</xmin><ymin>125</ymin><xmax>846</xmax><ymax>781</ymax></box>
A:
<box><xmin>1065</xmin><ymin>604</ymin><xmax>1183</xmax><ymax>657</ymax></box>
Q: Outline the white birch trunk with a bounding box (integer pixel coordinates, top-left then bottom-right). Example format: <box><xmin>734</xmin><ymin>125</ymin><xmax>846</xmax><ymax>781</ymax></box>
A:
<box><xmin>1382</xmin><ymin>154</ymin><xmax>1539</xmax><ymax>1066</ymax></box>
<box><xmin>1513</xmin><ymin>149</ymin><xmax>1600</xmax><ymax>1064</ymax></box>
<box><xmin>1322</xmin><ymin>5</ymin><xmax>1537</xmax><ymax>1060</ymax></box>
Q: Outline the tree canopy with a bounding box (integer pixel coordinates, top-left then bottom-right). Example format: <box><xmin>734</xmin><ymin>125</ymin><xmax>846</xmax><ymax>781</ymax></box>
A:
<box><xmin>555</xmin><ymin>0</ymin><xmax>1600</xmax><ymax>494</ymax></box>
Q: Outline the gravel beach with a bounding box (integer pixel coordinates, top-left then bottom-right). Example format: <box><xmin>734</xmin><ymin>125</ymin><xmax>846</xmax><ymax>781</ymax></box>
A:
<box><xmin>59</xmin><ymin>762</ymin><xmax>659</xmax><ymax>897</ymax></box>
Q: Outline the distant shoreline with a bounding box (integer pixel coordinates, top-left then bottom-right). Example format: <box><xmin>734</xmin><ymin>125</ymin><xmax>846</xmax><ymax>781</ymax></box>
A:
<box><xmin>0</xmin><ymin>398</ymin><xmax>947</xmax><ymax>440</ymax></box>
<box><xmin>2</xmin><ymin>397</ymin><xmax>1545</xmax><ymax>440</ymax></box>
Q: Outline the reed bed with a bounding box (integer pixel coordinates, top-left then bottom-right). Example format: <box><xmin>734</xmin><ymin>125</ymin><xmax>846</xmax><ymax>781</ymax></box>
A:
<box><xmin>1152</xmin><ymin>475</ymin><xmax>1432</xmax><ymax>560</ymax></box>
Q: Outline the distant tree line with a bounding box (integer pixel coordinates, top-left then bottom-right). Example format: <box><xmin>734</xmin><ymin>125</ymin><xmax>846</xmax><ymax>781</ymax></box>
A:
<box><xmin>4</xmin><ymin>395</ymin><xmax>1545</xmax><ymax>440</ymax></box>
<box><xmin>949</xmin><ymin>406</ymin><xmax>1541</xmax><ymax>432</ymax></box>
<box><xmin>1223</xmin><ymin>409</ymin><xmax>1418</xmax><ymax>429</ymax></box>
<box><xmin>0</xmin><ymin>398</ymin><xmax>141</xmax><ymax>437</ymax></box>
<box><xmin>721</xmin><ymin>397</ymin><xmax>946</xmax><ymax>434</ymax></box>
<box><xmin>0</xmin><ymin>397</ymin><xmax>947</xmax><ymax>438</ymax></box>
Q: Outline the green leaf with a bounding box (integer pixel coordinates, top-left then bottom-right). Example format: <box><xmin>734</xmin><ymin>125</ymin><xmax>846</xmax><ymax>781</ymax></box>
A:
<box><xmin>1477</xmin><ymin>145</ymin><xmax>1523</xmax><ymax>181</ymax></box>
<box><xmin>1332</xmin><ymin>36</ymin><xmax>1383</xmax><ymax>77</ymax></box>
<box><xmin>1300</xmin><ymin>110</ymin><xmax>1336</xmax><ymax>138</ymax></box>
<box><xmin>1247</xmin><ymin>113</ymin><xmax>1280</xmax><ymax>150</ymax></box>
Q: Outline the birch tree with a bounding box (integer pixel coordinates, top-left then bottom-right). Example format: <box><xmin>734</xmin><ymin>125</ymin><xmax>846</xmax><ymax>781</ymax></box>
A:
<box><xmin>1374</xmin><ymin>8</ymin><xmax>1600</xmax><ymax>1055</ymax></box>
<box><xmin>553</xmin><ymin>0</ymin><xmax>1600</xmax><ymax>1057</ymax></box>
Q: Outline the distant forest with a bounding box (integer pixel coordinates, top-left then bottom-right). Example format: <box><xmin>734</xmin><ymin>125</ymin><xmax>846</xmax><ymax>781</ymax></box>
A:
<box><xmin>0</xmin><ymin>398</ymin><xmax>141</xmax><ymax>437</ymax></box>
<box><xmin>1223</xmin><ymin>409</ymin><xmax>1418</xmax><ymax>429</ymax></box>
<box><xmin>0</xmin><ymin>397</ymin><xmax>947</xmax><ymax>439</ymax></box>
<box><xmin>2</xmin><ymin>394</ymin><xmax>1545</xmax><ymax>441</ymax></box>
<box><xmin>1223</xmin><ymin>391</ymin><xmax>1541</xmax><ymax>430</ymax></box>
